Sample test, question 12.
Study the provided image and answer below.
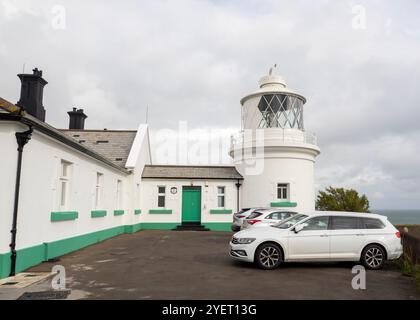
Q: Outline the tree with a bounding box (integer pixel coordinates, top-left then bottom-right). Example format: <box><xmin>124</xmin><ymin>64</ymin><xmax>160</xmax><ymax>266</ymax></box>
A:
<box><xmin>316</xmin><ymin>187</ymin><xmax>370</xmax><ymax>213</ymax></box>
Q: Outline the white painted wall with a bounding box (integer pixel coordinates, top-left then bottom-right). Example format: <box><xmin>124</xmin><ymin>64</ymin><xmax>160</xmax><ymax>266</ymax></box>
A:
<box><xmin>0</xmin><ymin>121</ymin><xmax>152</xmax><ymax>255</ymax></box>
<box><xmin>140</xmin><ymin>179</ymin><xmax>239</xmax><ymax>224</ymax></box>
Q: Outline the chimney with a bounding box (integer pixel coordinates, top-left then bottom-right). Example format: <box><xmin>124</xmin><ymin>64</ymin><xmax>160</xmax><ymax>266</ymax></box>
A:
<box><xmin>67</xmin><ymin>108</ymin><xmax>88</xmax><ymax>130</ymax></box>
<box><xmin>16</xmin><ymin>68</ymin><xmax>48</xmax><ymax>121</ymax></box>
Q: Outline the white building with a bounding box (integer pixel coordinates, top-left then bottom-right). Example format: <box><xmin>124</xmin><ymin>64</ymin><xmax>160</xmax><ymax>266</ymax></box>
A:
<box><xmin>0</xmin><ymin>68</ymin><xmax>320</xmax><ymax>278</ymax></box>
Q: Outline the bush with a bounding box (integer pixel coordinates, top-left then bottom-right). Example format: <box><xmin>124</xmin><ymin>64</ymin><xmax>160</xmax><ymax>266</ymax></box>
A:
<box><xmin>316</xmin><ymin>186</ymin><xmax>370</xmax><ymax>212</ymax></box>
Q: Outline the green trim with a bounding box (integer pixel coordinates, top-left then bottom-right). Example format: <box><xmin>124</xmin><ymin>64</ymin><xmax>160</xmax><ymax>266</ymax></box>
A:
<box><xmin>203</xmin><ymin>223</ymin><xmax>232</xmax><ymax>232</ymax></box>
<box><xmin>134</xmin><ymin>209</ymin><xmax>142</xmax><ymax>215</ymax></box>
<box><xmin>271</xmin><ymin>202</ymin><xmax>298</xmax><ymax>208</ymax></box>
<box><xmin>149</xmin><ymin>209</ymin><xmax>173</xmax><ymax>214</ymax></box>
<box><xmin>114</xmin><ymin>210</ymin><xmax>125</xmax><ymax>216</ymax></box>
<box><xmin>91</xmin><ymin>210</ymin><xmax>107</xmax><ymax>218</ymax></box>
<box><xmin>209</xmin><ymin>209</ymin><xmax>233</xmax><ymax>214</ymax></box>
<box><xmin>50</xmin><ymin>211</ymin><xmax>78</xmax><ymax>222</ymax></box>
<box><xmin>139</xmin><ymin>223</ymin><xmax>179</xmax><ymax>230</ymax></box>
<box><xmin>0</xmin><ymin>220</ymin><xmax>234</xmax><ymax>279</ymax></box>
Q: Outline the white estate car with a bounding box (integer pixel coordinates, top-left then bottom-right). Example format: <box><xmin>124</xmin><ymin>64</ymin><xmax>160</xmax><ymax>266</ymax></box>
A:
<box><xmin>230</xmin><ymin>211</ymin><xmax>403</xmax><ymax>270</ymax></box>
<box><xmin>241</xmin><ymin>209</ymin><xmax>298</xmax><ymax>230</ymax></box>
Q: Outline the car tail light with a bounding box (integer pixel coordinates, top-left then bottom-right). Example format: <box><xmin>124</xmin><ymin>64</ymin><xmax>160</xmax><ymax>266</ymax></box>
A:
<box><xmin>247</xmin><ymin>219</ymin><xmax>261</xmax><ymax>225</ymax></box>
<box><xmin>237</xmin><ymin>215</ymin><xmax>245</xmax><ymax>219</ymax></box>
<box><xmin>395</xmin><ymin>231</ymin><xmax>401</xmax><ymax>238</ymax></box>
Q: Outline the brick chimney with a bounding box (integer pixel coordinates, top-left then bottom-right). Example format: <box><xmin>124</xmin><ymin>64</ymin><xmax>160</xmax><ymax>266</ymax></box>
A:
<box><xmin>16</xmin><ymin>68</ymin><xmax>48</xmax><ymax>121</ymax></box>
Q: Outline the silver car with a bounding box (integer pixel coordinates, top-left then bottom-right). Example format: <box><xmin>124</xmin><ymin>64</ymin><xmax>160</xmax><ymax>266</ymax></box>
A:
<box><xmin>241</xmin><ymin>208</ymin><xmax>298</xmax><ymax>230</ymax></box>
<box><xmin>231</xmin><ymin>208</ymin><xmax>267</xmax><ymax>232</ymax></box>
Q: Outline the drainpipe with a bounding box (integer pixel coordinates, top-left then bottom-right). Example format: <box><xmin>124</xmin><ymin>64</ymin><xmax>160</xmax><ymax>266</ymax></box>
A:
<box><xmin>9</xmin><ymin>126</ymin><xmax>33</xmax><ymax>277</ymax></box>
<box><xmin>235</xmin><ymin>180</ymin><xmax>242</xmax><ymax>213</ymax></box>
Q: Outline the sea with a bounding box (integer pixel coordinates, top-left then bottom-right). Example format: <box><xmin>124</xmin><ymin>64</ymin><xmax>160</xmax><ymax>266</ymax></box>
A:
<box><xmin>373</xmin><ymin>209</ymin><xmax>420</xmax><ymax>225</ymax></box>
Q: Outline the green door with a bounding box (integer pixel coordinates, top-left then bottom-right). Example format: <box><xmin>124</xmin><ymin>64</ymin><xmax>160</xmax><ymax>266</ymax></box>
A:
<box><xmin>182</xmin><ymin>186</ymin><xmax>202</xmax><ymax>223</ymax></box>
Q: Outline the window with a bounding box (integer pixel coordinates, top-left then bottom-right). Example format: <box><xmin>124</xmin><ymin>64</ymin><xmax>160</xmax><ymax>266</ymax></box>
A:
<box><xmin>95</xmin><ymin>173</ymin><xmax>103</xmax><ymax>209</ymax></box>
<box><xmin>158</xmin><ymin>186</ymin><xmax>166</xmax><ymax>208</ymax></box>
<box><xmin>59</xmin><ymin>160</ymin><xmax>71</xmax><ymax>210</ymax></box>
<box><xmin>360</xmin><ymin>218</ymin><xmax>385</xmax><ymax>229</ymax></box>
<box><xmin>277</xmin><ymin>184</ymin><xmax>289</xmax><ymax>200</ymax></box>
<box><xmin>116</xmin><ymin>180</ymin><xmax>123</xmax><ymax>209</ymax></box>
<box><xmin>248</xmin><ymin>211</ymin><xmax>264</xmax><ymax>220</ymax></box>
<box><xmin>301</xmin><ymin>216</ymin><xmax>330</xmax><ymax>231</ymax></box>
<box><xmin>330</xmin><ymin>216</ymin><xmax>360</xmax><ymax>230</ymax></box>
<box><xmin>217</xmin><ymin>186</ymin><xmax>225</xmax><ymax>208</ymax></box>
<box><xmin>267</xmin><ymin>211</ymin><xmax>296</xmax><ymax>221</ymax></box>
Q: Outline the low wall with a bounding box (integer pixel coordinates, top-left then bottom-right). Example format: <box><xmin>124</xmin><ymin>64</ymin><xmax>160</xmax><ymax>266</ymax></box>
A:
<box><xmin>397</xmin><ymin>225</ymin><xmax>420</xmax><ymax>264</ymax></box>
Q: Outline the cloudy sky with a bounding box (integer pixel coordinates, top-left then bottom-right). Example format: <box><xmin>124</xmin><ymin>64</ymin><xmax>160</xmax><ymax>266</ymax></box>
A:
<box><xmin>1</xmin><ymin>0</ymin><xmax>419</xmax><ymax>209</ymax></box>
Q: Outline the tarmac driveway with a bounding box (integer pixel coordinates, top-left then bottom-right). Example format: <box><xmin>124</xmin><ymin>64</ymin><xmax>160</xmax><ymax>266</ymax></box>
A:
<box><xmin>25</xmin><ymin>230</ymin><xmax>419</xmax><ymax>300</ymax></box>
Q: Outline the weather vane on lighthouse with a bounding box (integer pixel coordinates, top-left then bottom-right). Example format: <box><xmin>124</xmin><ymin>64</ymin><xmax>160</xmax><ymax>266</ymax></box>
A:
<box><xmin>269</xmin><ymin>63</ymin><xmax>278</xmax><ymax>76</ymax></box>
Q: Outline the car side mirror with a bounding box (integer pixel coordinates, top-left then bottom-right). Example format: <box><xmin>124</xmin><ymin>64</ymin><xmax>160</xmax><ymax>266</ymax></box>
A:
<box><xmin>294</xmin><ymin>224</ymin><xmax>306</xmax><ymax>233</ymax></box>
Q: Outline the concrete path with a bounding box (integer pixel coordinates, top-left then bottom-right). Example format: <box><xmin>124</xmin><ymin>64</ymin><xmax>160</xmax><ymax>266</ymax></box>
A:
<box><xmin>2</xmin><ymin>230</ymin><xmax>419</xmax><ymax>300</ymax></box>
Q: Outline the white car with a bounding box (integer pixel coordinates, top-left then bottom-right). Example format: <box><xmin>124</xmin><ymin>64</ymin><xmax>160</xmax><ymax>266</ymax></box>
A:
<box><xmin>232</xmin><ymin>208</ymin><xmax>268</xmax><ymax>232</ymax></box>
<box><xmin>230</xmin><ymin>211</ymin><xmax>403</xmax><ymax>270</ymax></box>
<box><xmin>241</xmin><ymin>209</ymin><xmax>298</xmax><ymax>230</ymax></box>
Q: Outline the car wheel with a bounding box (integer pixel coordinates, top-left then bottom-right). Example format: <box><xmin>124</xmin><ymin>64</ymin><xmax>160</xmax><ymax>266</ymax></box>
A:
<box><xmin>255</xmin><ymin>243</ymin><xmax>283</xmax><ymax>270</ymax></box>
<box><xmin>361</xmin><ymin>244</ymin><xmax>386</xmax><ymax>270</ymax></box>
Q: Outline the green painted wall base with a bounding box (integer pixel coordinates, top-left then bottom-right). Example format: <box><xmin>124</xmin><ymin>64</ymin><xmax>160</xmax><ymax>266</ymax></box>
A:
<box><xmin>271</xmin><ymin>202</ymin><xmax>298</xmax><ymax>208</ymax></box>
<box><xmin>0</xmin><ymin>221</ymin><xmax>232</xmax><ymax>279</ymax></box>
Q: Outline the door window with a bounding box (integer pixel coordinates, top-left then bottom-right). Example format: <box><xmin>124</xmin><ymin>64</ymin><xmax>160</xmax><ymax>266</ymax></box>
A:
<box><xmin>300</xmin><ymin>216</ymin><xmax>329</xmax><ymax>231</ymax></box>
<box><xmin>267</xmin><ymin>211</ymin><xmax>295</xmax><ymax>221</ymax></box>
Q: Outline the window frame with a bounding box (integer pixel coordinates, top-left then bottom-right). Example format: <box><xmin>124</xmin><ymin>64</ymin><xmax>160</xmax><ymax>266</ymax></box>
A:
<box><xmin>116</xmin><ymin>179</ymin><xmax>123</xmax><ymax>209</ymax></box>
<box><xmin>217</xmin><ymin>186</ymin><xmax>226</xmax><ymax>208</ymax></box>
<box><xmin>299</xmin><ymin>216</ymin><xmax>330</xmax><ymax>231</ymax></box>
<box><xmin>59</xmin><ymin>160</ymin><xmax>72</xmax><ymax>211</ymax></box>
<box><xmin>95</xmin><ymin>172</ymin><xmax>103</xmax><ymax>209</ymax></box>
<box><xmin>277</xmin><ymin>183</ymin><xmax>289</xmax><ymax>200</ymax></box>
<box><xmin>158</xmin><ymin>185</ymin><xmax>166</xmax><ymax>208</ymax></box>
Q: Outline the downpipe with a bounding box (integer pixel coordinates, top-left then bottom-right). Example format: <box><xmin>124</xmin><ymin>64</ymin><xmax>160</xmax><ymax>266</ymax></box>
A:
<box><xmin>9</xmin><ymin>126</ymin><xmax>33</xmax><ymax>277</ymax></box>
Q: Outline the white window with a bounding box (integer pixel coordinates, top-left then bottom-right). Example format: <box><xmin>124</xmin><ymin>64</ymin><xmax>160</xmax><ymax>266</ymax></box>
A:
<box><xmin>59</xmin><ymin>160</ymin><xmax>72</xmax><ymax>210</ymax></box>
<box><xmin>158</xmin><ymin>186</ymin><xmax>166</xmax><ymax>208</ymax></box>
<box><xmin>116</xmin><ymin>180</ymin><xmax>123</xmax><ymax>209</ymax></box>
<box><xmin>95</xmin><ymin>173</ymin><xmax>103</xmax><ymax>209</ymax></box>
<box><xmin>217</xmin><ymin>186</ymin><xmax>225</xmax><ymax>208</ymax></box>
<box><xmin>277</xmin><ymin>183</ymin><xmax>289</xmax><ymax>200</ymax></box>
<box><xmin>136</xmin><ymin>183</ymin><xmax>141</xmax><ymax>208</ymax></box>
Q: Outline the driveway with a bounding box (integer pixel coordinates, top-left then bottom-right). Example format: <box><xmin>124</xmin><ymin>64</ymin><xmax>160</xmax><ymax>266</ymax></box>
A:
<box><xmin>19</xmin><ymin>230</ymin><xmax>420</xmax><ymax>299</ymax></box>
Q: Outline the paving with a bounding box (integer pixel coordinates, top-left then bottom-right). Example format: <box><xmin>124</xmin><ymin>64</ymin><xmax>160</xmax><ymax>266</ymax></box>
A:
<box><xmin>1</xmin><ymin>230</ymin><xmax>419</xmax><ymax>300</ymax></box>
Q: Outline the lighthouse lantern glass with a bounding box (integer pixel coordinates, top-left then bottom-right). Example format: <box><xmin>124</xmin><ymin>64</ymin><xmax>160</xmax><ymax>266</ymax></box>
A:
<box><xmin>257</xmin><ymin>94</ymin><xmax>304</xmax><ymax>130</ymax></box>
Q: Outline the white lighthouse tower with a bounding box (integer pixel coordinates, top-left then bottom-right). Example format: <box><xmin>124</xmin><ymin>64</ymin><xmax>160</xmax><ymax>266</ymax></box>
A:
<box><xmin>230</xmin><ymin>67</ymin><xmax>321</xmax><ymax>211</ymax></box>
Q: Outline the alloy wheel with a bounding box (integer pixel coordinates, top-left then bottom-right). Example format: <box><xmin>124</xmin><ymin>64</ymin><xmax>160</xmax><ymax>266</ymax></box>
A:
<box><xmin>365</xmin><ymin>247</ymin><xmax>384</xmax><ymax>268</ymax></box>
<box><xmin>259</xmin><ymin>246</ymin><xmax>280</xmax><ymax>268</ymax></box>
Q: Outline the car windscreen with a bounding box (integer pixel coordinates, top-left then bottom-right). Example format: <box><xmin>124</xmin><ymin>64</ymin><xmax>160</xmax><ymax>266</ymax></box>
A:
<box><xmin>272</xmin><ymin>214</ymin><xmax>309</xmax><ymax>229</ymax></box>
<box><xmin>247</xmin><ymin>211</ymin><xmax>264</xmax><ymax>219</ymax></box>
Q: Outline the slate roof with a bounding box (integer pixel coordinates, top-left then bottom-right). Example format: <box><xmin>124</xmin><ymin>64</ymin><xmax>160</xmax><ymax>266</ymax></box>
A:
<box><xmin>59</xmin><ymin>129</ymin><xmax>137</xmax><ymax>167</ymax></box>
<box><xmin>142</xmin><ymin>165</ymin><xmax>243</xmax><ymax>180</ymax></box>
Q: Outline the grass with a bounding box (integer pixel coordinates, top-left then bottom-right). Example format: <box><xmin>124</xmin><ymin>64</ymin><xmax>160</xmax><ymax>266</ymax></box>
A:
<box><xmin>394</xmin><ymin>254</ymin><xmax>420</xmax><ymax>292</ymax></box>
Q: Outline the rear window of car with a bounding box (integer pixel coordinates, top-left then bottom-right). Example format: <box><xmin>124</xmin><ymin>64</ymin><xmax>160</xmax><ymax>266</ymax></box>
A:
<box><xmin>247</xmin><ymin>211</ymin><xmax>264</xmax><ymax>219</ymax></box>
<box><xmin>330</xmin><ymin>216</ymin><xmax>360</xmax><ymax>230</ymax></box>
<box><xmin>267</xmin><ymin>211</ymin><xmax>296</xmax><ymax>220</ymax></box>
<box><xmin>360</xmin><ymin>218</ymin><xmax>385</xmax><ymax>229</ymax></box>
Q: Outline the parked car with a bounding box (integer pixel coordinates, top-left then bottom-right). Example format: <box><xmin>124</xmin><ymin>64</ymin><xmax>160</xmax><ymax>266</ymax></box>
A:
<box><xmin>232</xmin><ymin>208</ymin><xmax>267</xmax><ymax>232</ymax></box>
<box><xmin>241</xmin><ymin>209</ymin><xmax>298</xmax><ymax>230</ymax></box>
<box><xmin>230</xmin><ymin>211</ymin><xmax>403</xmax><ymax>270</ymax></box>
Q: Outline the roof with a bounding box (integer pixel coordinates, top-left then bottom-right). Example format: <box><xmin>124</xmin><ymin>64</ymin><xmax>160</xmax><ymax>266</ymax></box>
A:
<box><xmin>59</xmin><ymin>129</ymin><xmax>137</xmax><ymax>167</ymax></box>
<box><xmin>0</xmin><ymin>97</ymin><xmax>132</xmax><ymax>174</ymax></box>
<box><xmin>142</xmin><ymin>165</ymin><xmax>243</xmax><ymax>180</ymax></box>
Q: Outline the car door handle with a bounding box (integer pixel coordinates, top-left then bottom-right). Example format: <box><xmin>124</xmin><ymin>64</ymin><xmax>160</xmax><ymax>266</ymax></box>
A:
<box><xmin>320</xmin><ymin>234</ymin><xmax>329</xmax><ymax>237</ymax></box>
<box><xmin>356</xmin><ymin>234</ymin><xmax>365</xmax><ymax>236</ymax></box>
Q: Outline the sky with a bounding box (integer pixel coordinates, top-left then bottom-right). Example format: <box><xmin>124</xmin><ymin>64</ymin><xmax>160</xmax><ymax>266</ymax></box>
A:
<box><xmin>1</xmin><ymin>0</ymin><xmax>420</xmax><ymax>209</ymax></box>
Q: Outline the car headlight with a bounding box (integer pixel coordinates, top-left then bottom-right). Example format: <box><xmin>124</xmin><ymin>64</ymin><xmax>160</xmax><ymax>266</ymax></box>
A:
<box><xmin>232</xmin><ymin>237</ymin><xmax>256</xmax><ymax>244</ymax></box>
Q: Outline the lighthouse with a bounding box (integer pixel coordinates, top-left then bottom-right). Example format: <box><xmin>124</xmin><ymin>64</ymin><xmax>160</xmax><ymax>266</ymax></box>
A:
<box><xmin>230</xmin><ymin>68</ymin><xmax>321</xmax><ymax>211</ymax></box>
